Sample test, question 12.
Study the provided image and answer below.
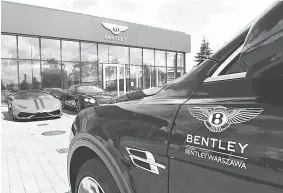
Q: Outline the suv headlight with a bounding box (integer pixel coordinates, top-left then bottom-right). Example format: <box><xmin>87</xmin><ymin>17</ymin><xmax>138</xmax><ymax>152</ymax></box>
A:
<box><xmin>84</xmin><ymin>98</ymin><xmax>90</xmax><ymax>102</ymax></box>
<box><xmin>89</xmin><ymin>98</ymin><xmax>96</xmax><ymax>103</ymax></box>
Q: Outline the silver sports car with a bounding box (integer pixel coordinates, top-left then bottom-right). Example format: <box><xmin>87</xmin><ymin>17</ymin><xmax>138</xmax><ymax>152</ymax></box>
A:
<box><xmin>7</xmin><ymin>90</ymin><xmax>63</xmax><ymax>120</ymax></box>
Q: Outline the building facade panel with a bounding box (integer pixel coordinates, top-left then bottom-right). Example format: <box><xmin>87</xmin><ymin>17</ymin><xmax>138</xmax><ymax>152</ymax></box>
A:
<box><xmin>1</xmin><ymin>1</ymin><xmax>190</xmax><ymax>97</ymax></box>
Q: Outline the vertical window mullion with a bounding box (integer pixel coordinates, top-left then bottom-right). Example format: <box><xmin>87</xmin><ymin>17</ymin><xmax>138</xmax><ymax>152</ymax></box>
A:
<box><xmin>141</xmin><ymin>49</ymin><xmax>144</xmax><ymax>89</ymax></box>
<box><xmin>79</xmin><ymin>42</ymin><xmax>82</xmax><ymax>85</ymax></box>
<box><xmin>39</xmin><ymin>38</ymin><xmax>42</xmax><ymax>89</ymax></box>
<box><xmin>60</xmin><ymin>40</ymin><xmax>63</xmax><ymax>90</ymax></box>
<box><xmin>16</xmin><ymin>36</ymin><xmax>20</xmax><ymax>88</ymax></box>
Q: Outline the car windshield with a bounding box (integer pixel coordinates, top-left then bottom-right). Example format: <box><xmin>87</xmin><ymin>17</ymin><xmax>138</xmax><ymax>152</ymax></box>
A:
<box><xmin>16</xmin><ymin>91</ymin><xmax>54</xmax><ymax>99</ymax></box>
<box><xmin>77</xmin><ymin>86</ymin><xmax>104</xmax><ymax>94</ymax></box>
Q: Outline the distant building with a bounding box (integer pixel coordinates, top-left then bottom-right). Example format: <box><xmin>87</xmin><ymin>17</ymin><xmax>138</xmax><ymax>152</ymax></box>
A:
<box><xmin>1</xmin><ymin>1</ymin><xmax>191</xmax><ymax>96</ymax></box>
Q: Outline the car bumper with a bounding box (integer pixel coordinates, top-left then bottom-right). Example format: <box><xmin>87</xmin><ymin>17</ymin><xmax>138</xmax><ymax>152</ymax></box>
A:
<box><xmin>14</xmin><ymin>109</ymin><xmax>63</xmax><ymax>119</ymax></box>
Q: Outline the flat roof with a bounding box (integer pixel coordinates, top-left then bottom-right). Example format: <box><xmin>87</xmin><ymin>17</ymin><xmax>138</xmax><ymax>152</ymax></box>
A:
<box><xmin>1</xmin><ymin>1</ymin><xmax>191</xmax><ymax>53</ymax></box>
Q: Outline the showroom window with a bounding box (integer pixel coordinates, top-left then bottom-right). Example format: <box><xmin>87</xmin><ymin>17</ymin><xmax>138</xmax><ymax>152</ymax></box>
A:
<box><xmin>156</xmin><ymin>66</ymin><xmax>166</xmax><ymax>86</ymax></box>
<box><xmin>62</xmin><ymin>40</ymin><xmax>80</xmax><ymax>62</ymax></box>
<box><xmin>41</xmin><ymin>38</ymin><xmax>61</xmax><ymax>61</ymax></box>
<box><xmin>1</xmin><ymin>35</ymin><xmax>17</xmax><ymax>59</ymax></box>
<box><xmin>19</xmin><ymin>60</ymin><xmax>41</xmax><ymax>90</ymax></box>
<box><xmin>143</xmin><ymin>49</ymin><xmax>155</xmax><ymax>89</ymax></box>
<box><xmin>143</xmin><ymin>49</ymin><xmax>154</xmax><ymax>66</ymax></box>
<box><xmin>130</xmin><ymin>48</ymin><xmax>142</xmax><ymax>65</ymax></box>
<box><xmin>41</xmin><ymin>60</ymin><xmax>62</xmax><ymax>89</ymax></box>
<box><xmin>81</xmin><ymin>62</ymin><xmax>99</xmax><ymax>85</ymax></box>
<box><xmin>81</xmin><ymin>42</ymin><xmax>98</xmax><ymax>62</ymax></box>
<box><xmin>129</xmin><ymin>65</ymin><xmax>143</xmax><ymax>91</ymax></box>
<box><xmin>155</xmin><ymin>50</ymin><xmax>166</xmax><ymax>67</ymax></box>
<box><xmin>98</xmin><ymin>44</ymin><xmax>109</xmax><ymax>63</ymax></box>
<box><xmin>18</xmin><ymin>36</ymin><xmax>40</xmax><ymax>60</ymax></box>
<box><xmin>62</xmin><ymin>62</ymin><xmax>80</xmax><ymax>89</ymax></box>
<box><xmin>177</xmin><ymin>53</ymin><xmax>184</xmax><ymax>68</ymax></box>
<box><xmin>108</xmin><ymin>45</ymin><xmax>129</xmax><ymax>64</ymax></box>
<box><xmin>1</xmin><ymin>59</ymin><xmax>18</xmax><ymax>89</ymax></box>
<box><xmin>167</xmin><ymin>52</ymin><xmax>177</xmax><ymax>67</ymax></box>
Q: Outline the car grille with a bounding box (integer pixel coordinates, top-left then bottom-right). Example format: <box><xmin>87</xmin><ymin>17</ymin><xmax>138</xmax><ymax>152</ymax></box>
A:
<box><xmin>18</xmin><ymin>110</ymin><xmax>61</xmax><ymax>118</ymax></box>
<box><xmin>49</xmin><ymin>110</ymin><xmax>61</xmax><ymax>116</ymax></box>
<box><xmin>18</xmin><ymin>112</ymin><xmax>34</xmax><ymax>118</ymax></box>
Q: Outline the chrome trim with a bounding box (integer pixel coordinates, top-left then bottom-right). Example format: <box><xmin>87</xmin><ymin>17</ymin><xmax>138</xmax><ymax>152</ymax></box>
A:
<box><xmin>126</xmin><ymin>147</ymin><xmax>166</xmax><ymax>175</ymax></box>
<box><xmin>204</xmin><ymin>72</ymin><xmax>246</xmax><ymax>83</ymax></box>
<box><xmin>211</xmin><ymin>44</ymin><xmax>244</xmax><ymax>77</ymax></box>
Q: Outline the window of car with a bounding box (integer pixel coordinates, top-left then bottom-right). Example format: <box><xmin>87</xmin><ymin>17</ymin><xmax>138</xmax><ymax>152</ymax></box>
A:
<box><xmin>204</xmin><ymin>44</ymin><xmax>248</xmax><ymax>83</ymax></box>
<box><xmin>77</xmin><ymin>86</ymin><xmax>104</xmax><ymax>94</ymax></box>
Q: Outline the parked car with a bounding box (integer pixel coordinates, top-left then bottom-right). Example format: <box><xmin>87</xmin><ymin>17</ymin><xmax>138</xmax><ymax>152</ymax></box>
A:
<box><xmin>61</xmin><ymin>84</ymin><xmax>114</xmax><ymax>112</ymax></box>
<box><xmin>7</xmin><ymin>90</ymin><xmax>62</xmax><ymax>120</ymax></box>
<box><xmin>67</xmin><ymin>2</ymin><xmax>283</xmax><ymax>193</ymax></box>
<box><xmin>44</xmin><ymin>87</ymin><xmax>63</xmax><ymax>99</ymax></box>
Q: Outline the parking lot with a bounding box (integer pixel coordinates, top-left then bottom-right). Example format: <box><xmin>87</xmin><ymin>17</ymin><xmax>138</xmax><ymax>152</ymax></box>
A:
<box><xmin>1</xmin><ymin>104</ymin><xmax>77</xmax><ymax>193</ymax></box>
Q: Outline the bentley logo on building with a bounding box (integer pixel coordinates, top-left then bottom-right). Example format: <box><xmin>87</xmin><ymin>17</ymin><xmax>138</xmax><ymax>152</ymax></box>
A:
<box><xmin>101</xmin><ymin>22</ymin><xmax>128</xmax><ymax>35</ymax></box>
<box><xmin>188</xmin><ymin>106</ymin><xmax>263</xmax><ymax>132</ymax></box>
<box><xmin>102</xmin><ymin>22</ymin><xmax>128</xmax><ymax>42</ymax></box>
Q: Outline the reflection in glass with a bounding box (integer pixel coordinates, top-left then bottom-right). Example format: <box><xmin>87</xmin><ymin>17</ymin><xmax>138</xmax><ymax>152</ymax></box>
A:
<box><xmin>18</xmin><ymin>37</ymin><xmax>40</xmax><ymax>60</ymax></box>
<box><xmin>167</xmin><ymin>52</ymin><xmax>176</xmax><ymax>67</ymax></box>
<box><xmin>63</xmin><ymin>62</ymin><xmax>80</xmax><ymax>89</ymax></box>
<box><xmin>167</xmin><ymin>67</ymin><xmax>176</xmax><ymax>83</ymax></box>
<box><xmin>129</xmin><ymin>65</ymin><xmax>143</xmax><ymax>91</ymax></box>
<box><xmin>156</xmin><ymin>67</ymin><xmax>166</xmax><ymax>86</ymax></box>
<box><xmin>130</xmin><ymin>48</ymin><xmax>142</xmax><ymax>65</ymax></box>
<box><xmin>109</xmin><ymin>46</ymin><xmax>129</xmax><ymax>64</ymax></box>
<box><xmin>177</xmin><ymin>68</ymin><xmax>185</xmax><ymax>78</ymax></box>
<box><xmin>98</xmin><ymin>64</ymin><xmax>103</xmax><ymax>88</ymax></box>
<box><xmin>62</xmin><ymin>41</ymin><xmax>80</xmax><ymax>62</ymax></box>
<box><xmin>177</xmin><ymin>53</ymin><xmax>184</xmax><ymax>68</ymax></box>
<box><xmin>143</xmin><ymin>49</ymin><xmax>154</xmax><ymax>66</ymax></box>
<box><xmin>19</xmin><ymin>60</ymin><xmax>41</xmax><ymax>90</ymax></box>
<box><xmin>155</xmin><ymin>51</ymin><xmax>166</xmax><ymax>67</ymax></box>
<box><xmin>81</xmin><ymin>43</ymin><xmax>97</xmax><ymax>62</ymax></box>
<box><xmin>1</xmin><ymin>35</ymin><xmax>17</xmax><ymax>59</ymax></box>
<box><xmin>81</xmin><ymin>62</ymin><xmax>98</xmax><ymax>84</ymax></box>
<box><xmin>98</xmin><ymin>44</ymin><xmax>109</xmax><ymax>63</ymax></box>
<box><xmin>41</xmin><ymin>39</ymin><xmax>61</xmax><ymax>61</ymax></box>
<box><xmin>41</xmin><ymin>59</ymin><xmax>62</xmax><ymax>89</ymax></box>
<box><xmin>1</xmin><ymin>59</ymin><xmax>18</xmax><ymax>90</ymax></box>
<box><xmin>143</xmin><ymin>65</ymin><xmax>155</xmax><ymax>89</ymax></box>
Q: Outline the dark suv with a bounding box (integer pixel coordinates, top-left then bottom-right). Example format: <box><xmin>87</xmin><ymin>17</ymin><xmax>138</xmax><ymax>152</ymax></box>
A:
<box><xmin>67</xmin><ymin>2</ymin><xmax>283</xmax><ymax>193</ymax></box>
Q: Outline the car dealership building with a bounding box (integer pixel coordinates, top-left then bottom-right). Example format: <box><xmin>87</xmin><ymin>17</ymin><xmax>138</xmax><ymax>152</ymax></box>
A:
<box><xmin>1</xmin><ymin>1</ymin><xmax>191</xmax><ymax>96</ymax></box>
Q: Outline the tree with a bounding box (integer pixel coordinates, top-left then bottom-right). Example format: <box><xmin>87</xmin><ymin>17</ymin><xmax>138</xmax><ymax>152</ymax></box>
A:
<box><xmin>194</xmin><ymin>36</ymin><xmax>213</xmax><ymax>64</ymax></box>
<box><xmin>1</xmin><ymin>80</ymin><xmax>6</xmax><ymax>90</ymax></box>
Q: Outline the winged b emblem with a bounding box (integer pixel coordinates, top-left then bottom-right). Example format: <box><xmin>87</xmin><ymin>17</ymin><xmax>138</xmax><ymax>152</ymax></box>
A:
<box><xmin>188</xmin><ymin>106</ymin><xmax>263</xmax><ymax>132</ymax></box>
<box><xmin>101</xmin><ymin>22</ymin><xmax>128</xmax><ymax>35</ymax></box>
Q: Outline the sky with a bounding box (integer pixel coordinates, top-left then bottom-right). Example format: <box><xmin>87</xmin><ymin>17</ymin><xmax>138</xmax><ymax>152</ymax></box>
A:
<box><xmin>3</xmin><ymin>0</ymin><xmax>279</xmax><ymax>71</ymax></box>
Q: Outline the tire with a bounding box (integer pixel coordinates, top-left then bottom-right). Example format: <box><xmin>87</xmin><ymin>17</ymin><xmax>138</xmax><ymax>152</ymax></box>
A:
<box><xmin>75</xmin><ymin>158</ymin><xmax>120</xmax><ymax>193</ymax></box>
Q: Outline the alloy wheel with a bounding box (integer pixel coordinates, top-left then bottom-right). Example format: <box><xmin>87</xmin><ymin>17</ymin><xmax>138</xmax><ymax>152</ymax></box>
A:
<box><xmin>78</xmin><ymin>176</ymin><xmax>105</xmax><ymax>193</ymax></box>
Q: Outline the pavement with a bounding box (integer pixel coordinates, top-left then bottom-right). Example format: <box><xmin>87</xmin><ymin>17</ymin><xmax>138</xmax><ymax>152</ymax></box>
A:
<box><xmin>1</xmin><ymin>105</ymin><xmax>77</xmax><ymax>193</ymax></box>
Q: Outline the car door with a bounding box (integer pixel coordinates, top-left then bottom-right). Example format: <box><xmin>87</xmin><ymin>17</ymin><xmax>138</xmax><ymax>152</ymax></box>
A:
<box><xmin>168</xmin><ymin>4</ymin><xmax>283</xmax><ymax>192</ymax></box>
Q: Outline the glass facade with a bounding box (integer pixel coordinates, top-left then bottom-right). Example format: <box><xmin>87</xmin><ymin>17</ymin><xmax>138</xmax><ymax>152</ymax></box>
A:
<box><xmin>1</xmin><ymin>34</ymin><xmax>185</xmax><ymax>95</ymax></box>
